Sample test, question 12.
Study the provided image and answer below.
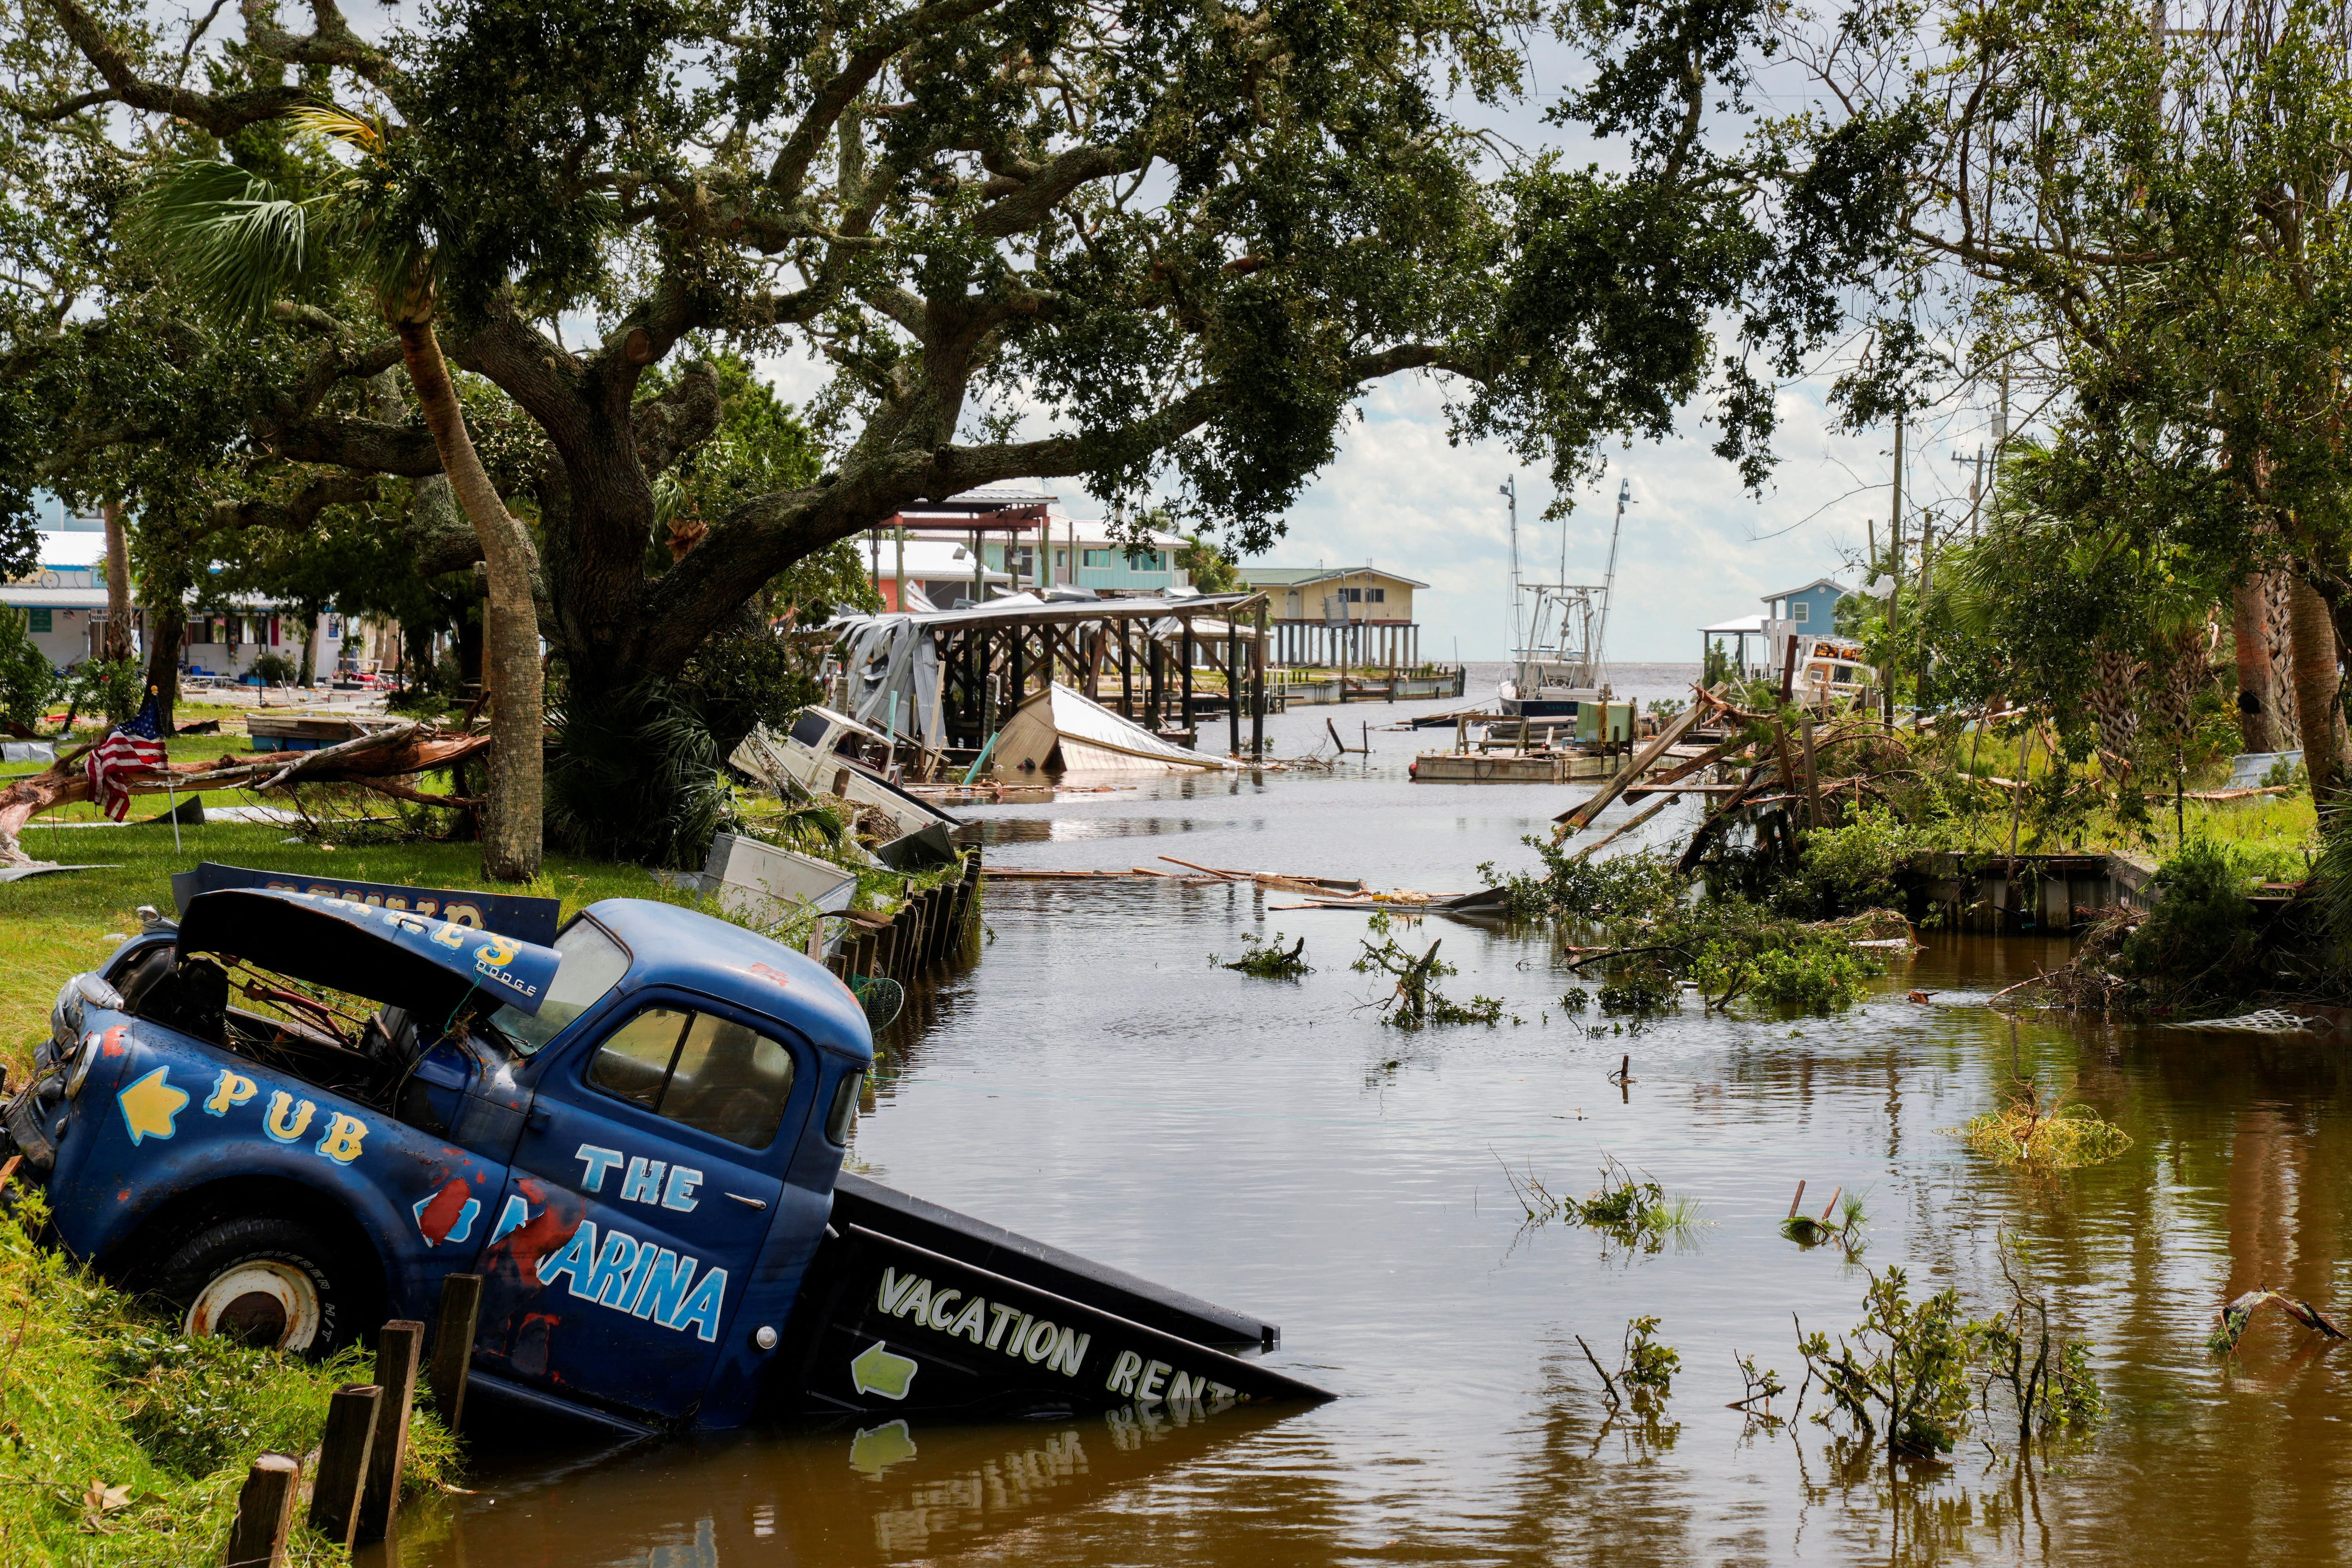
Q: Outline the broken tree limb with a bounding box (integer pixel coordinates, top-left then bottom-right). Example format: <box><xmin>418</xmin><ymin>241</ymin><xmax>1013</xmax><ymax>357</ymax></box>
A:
<box><xmin>1676</xmin><ymin>760</ymin><xmax>1780</xmax><ymax>874</ymax></box>
<box><xmin>1552</xmin><ymin>696</ymin><xmax>1708</xmax><ymax>839</ymax></box>
<box><xmin>1568</xmin><ymin>797</ymin><xmax>1675</xmax><ymax>861</ymax></box>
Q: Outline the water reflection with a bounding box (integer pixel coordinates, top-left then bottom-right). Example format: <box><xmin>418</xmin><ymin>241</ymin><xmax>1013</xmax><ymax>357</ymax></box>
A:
<box><xmin>371</xmin><ymin>1405</ymin><xmax>1327</xmax><ymax>1567</ymax></box>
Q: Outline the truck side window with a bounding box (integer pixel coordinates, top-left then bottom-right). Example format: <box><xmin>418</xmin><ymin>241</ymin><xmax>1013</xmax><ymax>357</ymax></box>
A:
<box><xmin>825</xmin><ymin>1069</ymin><xmax>863</xmax><ymax>1145</ymax></box>
<box><xmin>586</xmin><ymin>1006</ymin><xmax>796</xmax><ymax>1150</ymax></box>
<box><xmin>586</xmin><ymin>1006</ymin><xmax>691</xmax><ymax>1111</ymax></box>
<box><xmin>663</xmin><ymin>1015</ymin><xmax>795</xmax><ymax>1149</ymax></box>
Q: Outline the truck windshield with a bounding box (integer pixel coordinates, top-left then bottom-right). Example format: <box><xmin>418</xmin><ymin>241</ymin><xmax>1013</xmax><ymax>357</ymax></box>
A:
<box><xmin>491</xmin><ymin>919</ymin><xmax>630</xmax><ymax>1056</ymax></box>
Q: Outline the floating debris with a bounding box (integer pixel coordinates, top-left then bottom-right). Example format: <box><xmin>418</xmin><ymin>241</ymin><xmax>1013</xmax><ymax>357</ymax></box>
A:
<box><xmin>1949</xmin><ymin>1080</ymin><xmax>2132</xmax><ymax>1168</ymax></box>
<box><xmin>2162</xmin><ymin>1008</ymin><xmax>2322</xmax><ymax>1035</ymax></box>
<box><xmin>2209</xmin><ymin>1288</ymin><xmax>2348</xmax><ymax>1356</ymax></box>
<box><xmin>1214</xmin><ymin>932</ymin><xmax>1311</xmax><ymax>978</ymax></box>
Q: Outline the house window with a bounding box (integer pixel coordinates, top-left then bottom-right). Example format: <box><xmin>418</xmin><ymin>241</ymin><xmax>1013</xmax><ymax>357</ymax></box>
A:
<box><xmin>27</xmin><ymin>609</ymin><xmax>51</xmax><ymax>634</ymax></box>
<box><xmin>1010</xmin><ymin>546</ymin><xmax>1035</xmax><ymax>578</ymax></box>
<box><xmin>1081</xmin><ymin>548</ymin><xmax>1112</xmax><ymax>568</ymax></box>
<box><xmin>1367</xmin><ymin>587</ymin><xmax>1385</xmax><ymax>603</ymax></box>
<box><xmin>1791</xmin><ymin>602</ymin><xmax>1810</xmax><ymax>623</ymax></box>
<box><xmin>1340</xmin><ymin>587</ymin><xmax>1362</xmax><ymax>602</ymax></box>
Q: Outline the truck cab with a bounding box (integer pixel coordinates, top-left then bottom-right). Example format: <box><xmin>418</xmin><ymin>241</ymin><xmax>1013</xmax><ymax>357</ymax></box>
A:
<box><xmin>5</xmin><ymin>880</ymin><xmax>1324</xmax><ymax>1432</ymax></box>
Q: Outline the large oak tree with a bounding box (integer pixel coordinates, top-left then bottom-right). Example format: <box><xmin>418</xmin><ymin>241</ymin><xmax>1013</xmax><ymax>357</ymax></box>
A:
<box><xmin>15</xmin><ymin>0</ymin><xmax>1888</xmax><ymax>871</ymax></box>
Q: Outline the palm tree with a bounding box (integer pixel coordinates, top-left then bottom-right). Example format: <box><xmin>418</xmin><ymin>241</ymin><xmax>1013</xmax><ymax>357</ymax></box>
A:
<box><xmin>132</xmin><ymin>107</ymin><xmax>545</xmax><ymax>882</ymax></box>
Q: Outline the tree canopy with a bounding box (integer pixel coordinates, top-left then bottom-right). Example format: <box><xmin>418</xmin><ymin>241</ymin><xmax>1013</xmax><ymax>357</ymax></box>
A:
<box><xmin>7</xmin><ymin>0</ymin><xmax>1894</xmax><ymax>712</ymax></box>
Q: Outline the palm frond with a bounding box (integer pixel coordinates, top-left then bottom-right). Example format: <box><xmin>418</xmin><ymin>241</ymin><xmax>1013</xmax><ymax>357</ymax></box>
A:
<box><xmin>285</xmin><ymin>101</ymin><xmax>386</xmax><ymax>157</ymax></box>
<box><xmin>128</xmin><ymin>160</ymin><xmax>327</xmax><ymax>325</ymax></box>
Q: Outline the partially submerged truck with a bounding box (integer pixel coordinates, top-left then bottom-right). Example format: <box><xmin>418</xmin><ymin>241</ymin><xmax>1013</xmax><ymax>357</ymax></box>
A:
<box><xmin>1</xmin><ymin>871</ymin><xmax>1323</xmax><ymax>1433</ymax></box>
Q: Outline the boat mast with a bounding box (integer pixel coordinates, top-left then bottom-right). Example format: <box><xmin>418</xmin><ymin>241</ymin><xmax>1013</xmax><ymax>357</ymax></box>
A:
<box><xmin>1499</xmin><ymin>476</ymin><xmax>1520</xmax><ymax>684</ymax></box>
<box><xmin>1589</xmin><ymin>477</ymin><xmax>1630</xmax><ymax>683</ymax></box>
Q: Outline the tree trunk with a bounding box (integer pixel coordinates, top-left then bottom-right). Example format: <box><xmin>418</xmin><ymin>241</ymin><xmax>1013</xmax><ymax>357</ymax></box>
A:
<box><xmin>2089</xmin><ymin>648</ymin><xmax>2142</xmax><ymax>769</ymax></box>
<box><xmin>2264</xmin><ymin>572</ymin><xmax>2301</xmax><ymax>748</ymax></box>
<box><xmin>394</xmin><ymin>315</ymin><xmax>544</xmax><ymax>882</ymax></box>
<box><xmin>299</xmin><ymin>605</ymin><xmax>320</xmax><ymax>687</ymax></box>
<box><xmin>101</xmin><ymin>499</ymin><xmax>132</xmax><ymax>663</ymax></box>
<box><xmin>2287</xmin><ymin>575</ymin><xmax>2344</xmax><ymax>806</ymax></box>
<box><xmin>142</xmin><ymin>581</ymin><xmax>185</xmax><ymax>736</ymax></box>
<box><xmin>2232</xmin><ymin>578</ymin><xmax>2275</xmax><ymax>752</ymax></box>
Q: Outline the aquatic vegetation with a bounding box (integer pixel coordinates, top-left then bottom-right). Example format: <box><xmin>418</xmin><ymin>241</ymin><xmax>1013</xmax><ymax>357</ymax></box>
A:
<box><xmin>1729</xmin><ymin>1352</ymin><xmax>1787</xmax><ymax>1417</ymax></box>
<box><xmin>1797</xmin><ymin>1268</ymin><xmax>1984</xmax><ymax>1461</ymax></box>
<box><xmin>1780</xmin><ymin>1188</ymin><xmax>1867</xmax><ymax>1251</ymax></box>
<box><xmin>1560</xmin><ymin>986</ymin><xmax>1591</xmax><ymax>1013</ymax></box>
<box><xmin>1214</xmin><ymin>932</ymin><xmax>1312</xmax><ymax>978</ymax></box>
<box><xmin>1950</xmin><ymin>1079</ymin><xmax>2133</xmax><ymax>1168</ymax></box>
<box><xmin>1577</xmin><ymin>1315</ymin><xmax>1681</xmax><ymax>1414</ymax></box>
<box><xmin>1355</xmin><ymin>915</ymin><xmax>1505</xmax><ymax>1027</ymax></box>
<box><xmin>1503</xmin><ymin>1156</ymin><xmax>1701</xmax><ymax>1250</ymax></box>
<box><xmin>1798</xmin><ymin>1246</ymin><xmax>2103</xmax><ymax>1462</ymax></box>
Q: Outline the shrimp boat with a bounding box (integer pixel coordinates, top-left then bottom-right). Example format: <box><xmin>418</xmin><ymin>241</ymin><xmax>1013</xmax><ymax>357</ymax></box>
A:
<box><xmin>1495</xmin><ymin>478</ymin><xmax>1626</xmax><ymax>721</ymax></box>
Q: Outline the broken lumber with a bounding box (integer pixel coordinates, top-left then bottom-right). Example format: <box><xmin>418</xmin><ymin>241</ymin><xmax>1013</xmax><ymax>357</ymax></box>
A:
<box><xmin>1552</xmin><ymin>697</ymin><xmax>1708</xmax><ymax>839</ymax></box>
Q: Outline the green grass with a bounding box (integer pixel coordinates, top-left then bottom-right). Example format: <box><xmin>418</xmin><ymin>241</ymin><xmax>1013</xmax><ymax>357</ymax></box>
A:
<box><xmin>0</xmin><ymin>1191</ymin><xmax>457</xmax><ymax>1566</ymax></box>
<box><xmin>0</xmin><ymin>822</ymin><xmax>693</xmax><ymax>1082</ymax></box>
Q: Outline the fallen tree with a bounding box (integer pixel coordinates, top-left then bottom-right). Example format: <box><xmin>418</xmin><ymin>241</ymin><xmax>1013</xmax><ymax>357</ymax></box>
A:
<box><xmin>0</xmin><ymin>723</ymin><xmax>490</xmax><ymax>868</ymax></box>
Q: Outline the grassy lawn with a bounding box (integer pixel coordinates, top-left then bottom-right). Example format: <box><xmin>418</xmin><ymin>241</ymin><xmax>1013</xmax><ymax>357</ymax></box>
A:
<box><xmin>0</xmin><ymin>822</ymin><xmax>692</xmax><ymax>1082</ymax></box>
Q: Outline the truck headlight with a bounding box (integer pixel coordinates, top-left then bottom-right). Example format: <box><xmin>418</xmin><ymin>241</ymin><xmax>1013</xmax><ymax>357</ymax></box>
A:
<box><xmin>50</xmin><ymin>972</ymin><xmax>124</xmax><ymax>1051</ymax></box>
<box><xmin>65</xmin><ymin>1047</ymin><xmax>97</xmax><ymax>1102</ymax></box>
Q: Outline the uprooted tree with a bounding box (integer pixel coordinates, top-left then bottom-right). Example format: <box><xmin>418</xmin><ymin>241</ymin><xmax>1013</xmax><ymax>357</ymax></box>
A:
<box><xmin>6</xmin><ymin>0</ymin><xmax>1900</xmax><ymax>876</ymax></box>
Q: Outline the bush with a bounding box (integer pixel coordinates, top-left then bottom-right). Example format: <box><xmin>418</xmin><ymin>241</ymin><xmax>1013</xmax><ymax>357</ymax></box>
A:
<box><xmin>0</xmin><ymin>606</ymin><xmax>57</xmax><ymax>733</ymax></box>
<box><xmin>2117</xmin><ymin>836</ymin><xmax>2255</xmax><ymax>993</ymax></box>
<box><xmin>1743</xmin><ymin>940</ymin><xmax>1879</xmax><ymax>1011</ymax></box>
<box><xmin>247</xmin><ymin>650</ymin><xmax>300</xmax><ymax>687</ymax></box>
<box><xmin>68</xmin><ymin>657</ymin><xmax>145</xmax><ymax>723</ymax></box>
<box><xmin>384</xmin><ymin>688</ymin><xmax>452</xmax><ymax>719</ymax></box>
<box><xmin>1778</xmin><ymin>805</ymin><xmax>1925</xmax><ymax>919</ymax></box>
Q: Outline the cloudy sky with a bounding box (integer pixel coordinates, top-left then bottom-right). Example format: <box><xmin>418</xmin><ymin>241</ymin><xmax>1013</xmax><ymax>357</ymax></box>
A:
<box><xmin>763</xmin><ymin>344</ymin><xmax>2000</xmax><ymax>666</ymax></box>
<box><xmin>752</xmin><ymin>30</ymin><xmax>2006</xmax><ymax>667</ymax></box>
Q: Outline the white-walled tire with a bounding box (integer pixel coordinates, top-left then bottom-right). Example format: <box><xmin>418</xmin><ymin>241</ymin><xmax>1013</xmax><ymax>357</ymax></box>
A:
<box><xmin>153</xmin><ymin>1216</ymin><xmax>367</xmax><ymax>1357</ymax></box>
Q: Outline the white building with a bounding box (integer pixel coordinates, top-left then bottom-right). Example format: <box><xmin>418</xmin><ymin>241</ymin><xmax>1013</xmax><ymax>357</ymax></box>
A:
<box><xmin>2</xmin><ymin>529</ymin><xmax>395</xmax><ymax>683</ymax></box>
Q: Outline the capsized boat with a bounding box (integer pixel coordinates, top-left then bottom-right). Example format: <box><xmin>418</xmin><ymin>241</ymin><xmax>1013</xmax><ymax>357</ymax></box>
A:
<box><xmin>992</xmin><ymin>683</ymin><xmax>1240</xmax><ymax>775</ymax></box>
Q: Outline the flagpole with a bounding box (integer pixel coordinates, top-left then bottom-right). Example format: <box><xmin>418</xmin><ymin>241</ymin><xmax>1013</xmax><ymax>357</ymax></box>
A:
<box><xmin>157</xmin><ymin>687</ymin><xmax>180</xmax><ymax>853</ymax></box>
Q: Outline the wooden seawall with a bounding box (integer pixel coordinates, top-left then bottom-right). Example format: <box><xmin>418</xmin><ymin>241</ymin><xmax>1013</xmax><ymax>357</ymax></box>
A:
<box><xmin>1903</xmin><ymin>851</ymin><xmax>2160</xmax><ymax>934</ymax></box>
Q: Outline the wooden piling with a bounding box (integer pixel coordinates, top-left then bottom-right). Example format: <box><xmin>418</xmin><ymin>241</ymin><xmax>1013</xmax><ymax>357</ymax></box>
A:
<box><xmin>430</xmin><ymin>1273</ymin><xmax>483</xmax><ymax>1431</ymax></box>
<box><xmin>307</xmin><ymin>1383</ymin><xmax>381</xmax><ymax>1548</ymax></box>
<box><xmin>358</xmin><ymin>1320</ymin><xmax>423</xmax><ymax>1540</ymax></box>
<box><xmin>222</xmin><ymin>1454</ymin><xmax>301</xmax><ymax>1568</ymax></box>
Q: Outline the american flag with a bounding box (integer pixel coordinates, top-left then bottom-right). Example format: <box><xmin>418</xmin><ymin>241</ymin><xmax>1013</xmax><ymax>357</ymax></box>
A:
<box><xmin>86</xmin><ymin>692</ymin><xmax>167</xmax><ymax>823</ymax></box>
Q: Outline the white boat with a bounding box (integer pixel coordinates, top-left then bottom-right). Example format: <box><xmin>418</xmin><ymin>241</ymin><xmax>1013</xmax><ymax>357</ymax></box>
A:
<box><xmin>992</xmin><ymin>683</ymin><xmax>1239</xmax><ymax>775</ymax></box>
<box><xmin>1496</xmin><ymin>477</ymin><xmax>1624</xmax><ymax>720</ymax></box>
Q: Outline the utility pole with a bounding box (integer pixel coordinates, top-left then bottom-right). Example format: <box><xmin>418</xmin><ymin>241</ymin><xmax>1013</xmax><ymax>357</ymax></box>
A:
<box><xmin>1953</xmin><ymin>446</ymin><xmax>1987</xmax><ymax>538</ymax></box>
<box><xmin>1884</xmin><ymin>409</ymin><xmax>1905</xmax><ymax>724</ymax></box>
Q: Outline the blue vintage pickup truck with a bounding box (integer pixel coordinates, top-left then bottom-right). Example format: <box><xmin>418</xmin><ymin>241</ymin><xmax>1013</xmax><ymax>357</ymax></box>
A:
<box><xmin>2</xmin><ymin>872</ymin><xmax>1321</xmax><ymax>1432</ymax></box>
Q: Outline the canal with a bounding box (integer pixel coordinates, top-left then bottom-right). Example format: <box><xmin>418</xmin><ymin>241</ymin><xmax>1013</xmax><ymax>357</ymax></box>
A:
<box><xmin>372</xmin><ymin>668</ymin><xmax>2352</xmax><ymax>1566</ymax></box>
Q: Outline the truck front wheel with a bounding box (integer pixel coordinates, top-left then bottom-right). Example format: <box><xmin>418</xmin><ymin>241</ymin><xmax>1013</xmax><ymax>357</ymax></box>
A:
<box><xmin>153</xmin><ymin>1217</ymin><xmax>369</xmax><ymax>1357</ymax></box>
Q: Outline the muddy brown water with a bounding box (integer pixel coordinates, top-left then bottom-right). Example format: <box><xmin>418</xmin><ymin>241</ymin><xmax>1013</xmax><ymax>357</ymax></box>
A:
<box><xmin>370</xmin><ymin>674</ymin><xmax>2352</xmax><ymax>1566</ymax></box>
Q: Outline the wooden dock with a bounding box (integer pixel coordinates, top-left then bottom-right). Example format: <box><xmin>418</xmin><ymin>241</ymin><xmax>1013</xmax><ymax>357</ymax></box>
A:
<box><xmin>1410</xmin><ymin>752</ymin><xmax>1620</xmax><ymax>784</ymax></box>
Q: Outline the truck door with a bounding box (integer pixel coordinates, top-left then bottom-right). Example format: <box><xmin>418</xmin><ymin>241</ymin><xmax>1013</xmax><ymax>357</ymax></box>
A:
<box><xmin>475</xmin><ymin>993</ymin><xmax>812</xmax><ymax>1418</ymax></box>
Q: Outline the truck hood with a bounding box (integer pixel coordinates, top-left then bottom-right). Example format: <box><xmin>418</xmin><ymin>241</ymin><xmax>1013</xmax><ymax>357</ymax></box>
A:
<box><xmin>177</xmin><ymin>887</ymin><xmax>563</xmax><ymax>1017</ymax></box>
